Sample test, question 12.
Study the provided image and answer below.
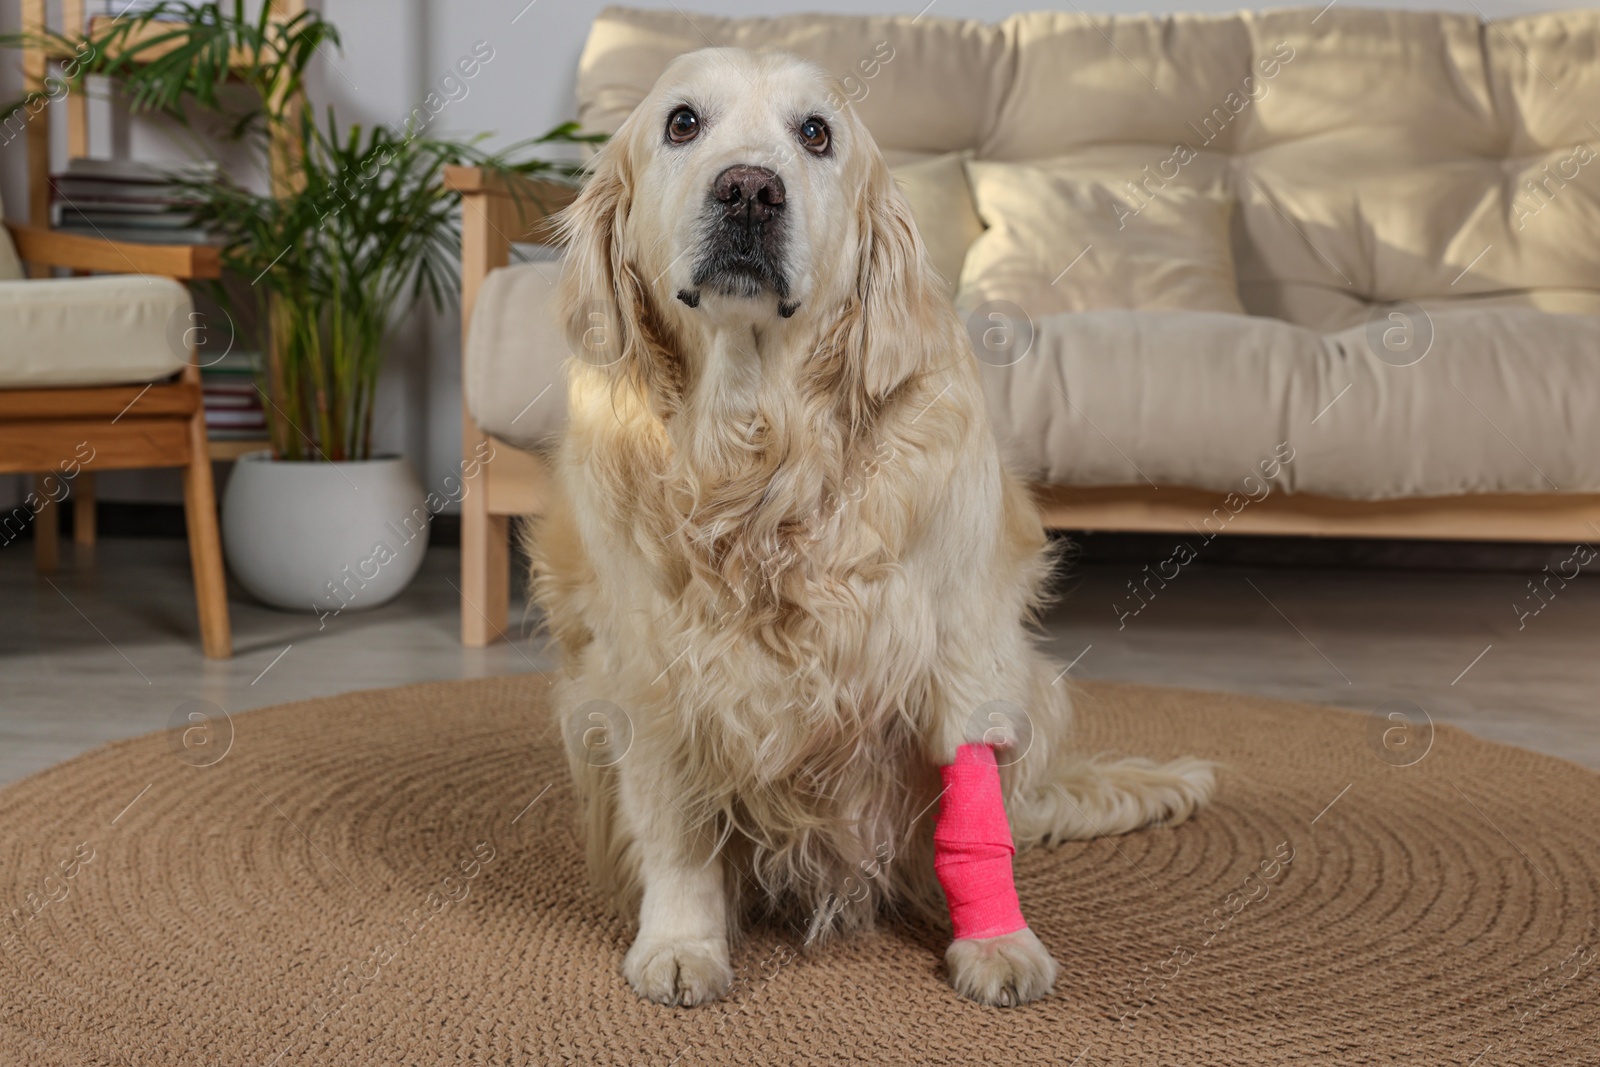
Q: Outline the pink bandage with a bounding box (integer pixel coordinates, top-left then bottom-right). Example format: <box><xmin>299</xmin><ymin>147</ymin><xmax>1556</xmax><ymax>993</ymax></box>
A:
<box><xmin>934</xmin><ymin>743</ymin><xmax>1028</xmax><ymax>941</ymax></box>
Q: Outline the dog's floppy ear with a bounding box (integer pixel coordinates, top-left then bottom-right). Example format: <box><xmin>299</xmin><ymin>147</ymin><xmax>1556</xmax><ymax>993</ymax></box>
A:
<box><xmin>830</xmin><ymin>149</ymin><xmax>950</xmax><ymax>404</ymax></box>
<box><xmin>554</xmin><ymin>126</ymin><xmax>682</xmax><ymax>405</ymax></box>
<box><xmin>554</xmin><ymin>135</ymin><xmax>634</xmax><ymax>374</ymax></box>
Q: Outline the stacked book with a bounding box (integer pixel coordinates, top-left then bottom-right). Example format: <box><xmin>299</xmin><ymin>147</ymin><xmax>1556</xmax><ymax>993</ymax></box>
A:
<box><xmin>97</xmin><ymin>1</ymin><xmax>188</xmax><ymax>21</ymax></box>
<box><xmin>201</xmin><ymin>351</ymin><xmax>269</xmax><ymax>441</ymax></box>
<box><xmin>49</xmin><ymin>158</ymin><xmax>215</xmax><ymax>245</ymax></box>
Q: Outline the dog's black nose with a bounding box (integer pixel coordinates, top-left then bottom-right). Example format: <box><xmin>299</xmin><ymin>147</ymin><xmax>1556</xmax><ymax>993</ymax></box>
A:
<box><xmin>713</xmin><ymin>165</ymin><xmax>785</xmax><ymax>223</ymax></box>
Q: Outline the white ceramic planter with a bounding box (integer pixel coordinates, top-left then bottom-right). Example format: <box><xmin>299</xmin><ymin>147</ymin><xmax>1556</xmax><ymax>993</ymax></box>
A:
<box><xmin>222</xmin><ymin>452</ymin><xmax>430</xmax><ymax>615</ymax></box>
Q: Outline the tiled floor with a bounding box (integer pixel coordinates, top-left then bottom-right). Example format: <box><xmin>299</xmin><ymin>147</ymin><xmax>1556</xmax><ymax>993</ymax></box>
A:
<box><xmin>0</xmin><ymin>539</ymin><xmax>551</xmax><ymax>786</ymax></box>
<box><xmin>3</xmin><ymin>536</ymin><xmax>1598</xmax><ymax>786</ymax></box>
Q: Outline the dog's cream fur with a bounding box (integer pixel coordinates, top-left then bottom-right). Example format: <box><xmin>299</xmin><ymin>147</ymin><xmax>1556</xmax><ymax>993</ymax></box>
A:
<box><xmin>527</xmin><ymin>48</ymin><xmax>1215</xmax><ymax>1008</ymax></box>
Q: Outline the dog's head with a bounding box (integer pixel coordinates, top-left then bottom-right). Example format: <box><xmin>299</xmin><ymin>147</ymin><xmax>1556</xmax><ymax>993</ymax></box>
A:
<box><xmin>557</xmin><ymin>47</ymin><xmax>948</xmax><ymax>406</ymax></box>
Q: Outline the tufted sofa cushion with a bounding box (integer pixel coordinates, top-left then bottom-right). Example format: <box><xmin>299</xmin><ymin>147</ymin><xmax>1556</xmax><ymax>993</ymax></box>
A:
<box><xmin>574</xmin><ymin>5</ymin><xmax>1600</xmax><ymax>329</ymax></box>
<box><xmin>960</xmin><ymin>159</ymin><xmax>1244</xmax><ymax>316</ymax></box>
<box><xmin>573</xmin><ymin>7</ymin><xmax>1013</xmax><ymax>167</ymax></box>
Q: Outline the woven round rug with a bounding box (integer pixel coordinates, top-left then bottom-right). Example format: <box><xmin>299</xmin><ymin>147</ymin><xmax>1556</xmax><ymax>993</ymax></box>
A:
<box><xmin>1</xmin><ymin>677</ymin><xmax>1595</xmax><ymax>1065</ymax></box>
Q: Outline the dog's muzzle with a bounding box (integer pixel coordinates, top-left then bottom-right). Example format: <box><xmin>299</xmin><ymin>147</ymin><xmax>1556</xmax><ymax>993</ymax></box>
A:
<box><xmin>683</xmin><ymin>164</ymin><xmax>799</xmax><ymax>316</ymax></box>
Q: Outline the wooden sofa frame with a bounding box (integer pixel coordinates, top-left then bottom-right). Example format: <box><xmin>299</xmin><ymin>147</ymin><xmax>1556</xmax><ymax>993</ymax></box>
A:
<box><xmin>448</xmin><ymin>166</ymin><xmax>1600</xmax><ymax>647</ymax></box>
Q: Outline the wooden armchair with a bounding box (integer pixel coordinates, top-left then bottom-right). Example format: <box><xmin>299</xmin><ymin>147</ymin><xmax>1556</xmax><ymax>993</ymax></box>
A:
<box><xmin>1</xmin><ymin>222</ymin><xmax>231</xmax><ymax>659</ymax></box>
<box><xmin>449</xmin><ymin>166</ymin><xmax>574</xmax><ymax>646</ymax></box>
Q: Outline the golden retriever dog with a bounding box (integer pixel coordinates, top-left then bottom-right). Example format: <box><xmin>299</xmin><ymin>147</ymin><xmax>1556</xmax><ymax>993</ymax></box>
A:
<box><xmin>527</xmin><ymin>47</ymin><xmax>1215</xmax><ymax>1008</ymax></box>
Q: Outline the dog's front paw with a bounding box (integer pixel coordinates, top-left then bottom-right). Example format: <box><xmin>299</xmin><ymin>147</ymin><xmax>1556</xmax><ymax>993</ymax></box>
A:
<box><xmin>623</xmin><ymin>936</ymin><xmax>733</xmax><ymax>1006</ymax></box>
<box><xmin>946</xmin><ymin>926</ymin><xmax>1057</xmax><ymax>1007</ymax></box>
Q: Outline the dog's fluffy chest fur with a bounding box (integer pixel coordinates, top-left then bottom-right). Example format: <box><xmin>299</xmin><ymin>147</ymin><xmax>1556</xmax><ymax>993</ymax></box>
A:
<box><xmin>539</xmin><ymin>379</ymin><xmax>944</xmax><ymax>930</ymax></box>
<box><xmin>631</xmin><ymin>398</ymin><xmax>915</xmax><ymax>761</ymax></box>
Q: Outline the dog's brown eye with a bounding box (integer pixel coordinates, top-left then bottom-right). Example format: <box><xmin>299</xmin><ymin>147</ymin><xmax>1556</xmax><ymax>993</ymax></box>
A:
<box><xmin>666</xmin><ymin>107</ymin><xmax>700</xmax><ymax>144</ymax></box>
<box><xmin>798</xmin><ymin>116</ymin><xmax>830</xmax><ymax>154</ymax></box>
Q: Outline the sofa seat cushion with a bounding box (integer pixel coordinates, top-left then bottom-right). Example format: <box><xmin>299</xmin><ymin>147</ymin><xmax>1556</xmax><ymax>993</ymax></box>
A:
<box><xmin>978</xmin><ymin>306</ymin><xmax>1600</xmax><ymax>499</ymax></box>
<box><xmin>0</xmin><ymin>275</ymin><xmax>190</xmax><ymax>388</ymax></box>
<box><xmin>468</xmin><ymin>256</ymin><xmax>1600</xmax><ymax>499</ymax></box>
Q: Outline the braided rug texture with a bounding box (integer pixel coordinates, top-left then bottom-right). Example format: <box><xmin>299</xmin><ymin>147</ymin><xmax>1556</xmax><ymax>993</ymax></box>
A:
<box><xmin>0</xmin><ymin>676</ymin><xmax>1596</xmax><ymax>1065</ymax></box>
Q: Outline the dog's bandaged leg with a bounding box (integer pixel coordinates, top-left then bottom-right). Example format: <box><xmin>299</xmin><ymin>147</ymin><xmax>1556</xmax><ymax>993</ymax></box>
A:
<box><xmin>934</xmin><ymin>743</ymin><xmax>1028</xmax><ymax>941</ymax></box>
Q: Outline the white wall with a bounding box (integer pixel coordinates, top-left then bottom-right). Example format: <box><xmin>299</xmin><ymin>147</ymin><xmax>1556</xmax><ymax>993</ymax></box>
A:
<box><xmin>0</xmin><ymin>0</ymin><xmax>1586</xmax><ymax>512</ymax></box>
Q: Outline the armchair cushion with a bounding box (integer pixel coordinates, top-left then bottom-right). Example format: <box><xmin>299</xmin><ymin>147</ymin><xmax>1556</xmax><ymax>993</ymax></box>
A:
<box><xmin>0</xmin><ymin>274</ymin><xmax>190</xmax><ymax>387</ymax></box>
<box><xmin>465</xmin><ymin>261</ymin><xmax>567</xmax><ymax>449</ymax></box>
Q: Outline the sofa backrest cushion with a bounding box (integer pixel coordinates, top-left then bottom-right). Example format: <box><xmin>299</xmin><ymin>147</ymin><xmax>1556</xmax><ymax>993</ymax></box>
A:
<box><xmin>576</xmin><ymin>7</ymin><xmax>1012</xmax><ymax>166</ymax></box>
<box><xmin>961</xmin><ymin>158</ymin><xmax>1244</xmax><ymax>316</ymax></box>
<box><xmin>576</xmin><ymin>6</ymin><xmax>1600</xmax><ymax>331</ymax></box>
<box><xmin>890</xmin><ymin>152</ymin><xmax>984</xmax><ymax>297</ymax></box>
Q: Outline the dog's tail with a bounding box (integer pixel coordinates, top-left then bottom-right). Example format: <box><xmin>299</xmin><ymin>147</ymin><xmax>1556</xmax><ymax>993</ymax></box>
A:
<box><xmin>1008</xmin><ymin>756</ymin><xmax>1216</xmax><ymax>846</ymax></box>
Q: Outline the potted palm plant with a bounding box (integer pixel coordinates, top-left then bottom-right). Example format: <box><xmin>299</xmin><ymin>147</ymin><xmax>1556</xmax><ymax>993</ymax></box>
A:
<box><xmin>7</xmin><ymin>2</ymin><xmax>594</xmax><ymax>613</ymax></box>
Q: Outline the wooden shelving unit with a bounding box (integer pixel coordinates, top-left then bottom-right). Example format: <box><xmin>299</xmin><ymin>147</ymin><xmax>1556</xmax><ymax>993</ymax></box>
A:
<box><xmin>20</xmin><ymin>0</ymin><xmax>304</xmax><ymax>471</ymax></box>
<box><xmin>42</xmin><ymin>16</ymin><xmax>262</xmax><ymax>67</ymax></box>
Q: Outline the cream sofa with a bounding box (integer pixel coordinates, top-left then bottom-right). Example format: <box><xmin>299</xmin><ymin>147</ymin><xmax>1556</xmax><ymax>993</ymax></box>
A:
<box><xmin>450</xmin><ymin>5</ymin><xmax>1600</xmax><ymax>644</ymax></box>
